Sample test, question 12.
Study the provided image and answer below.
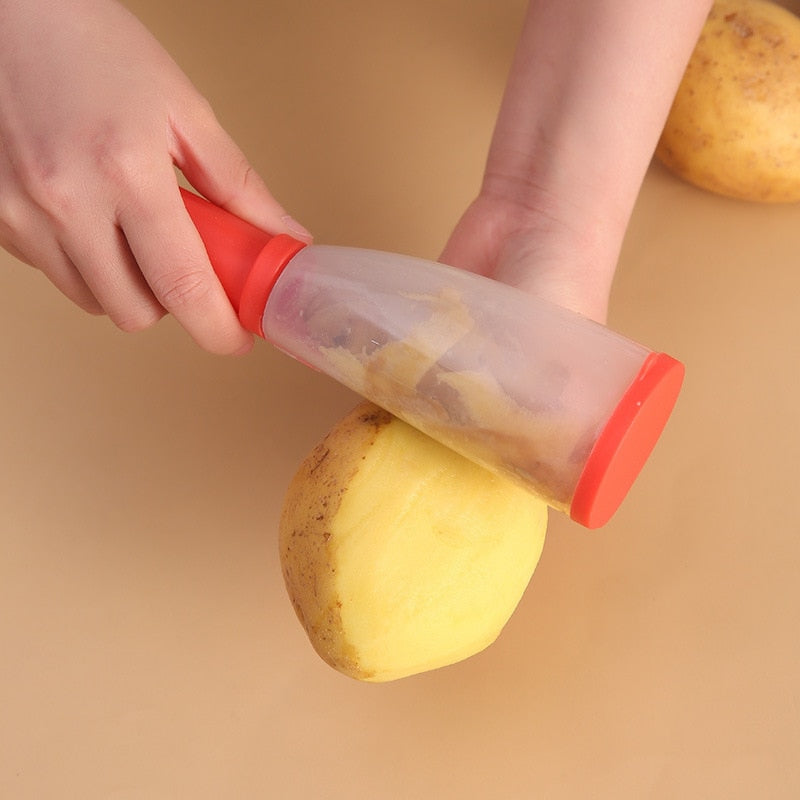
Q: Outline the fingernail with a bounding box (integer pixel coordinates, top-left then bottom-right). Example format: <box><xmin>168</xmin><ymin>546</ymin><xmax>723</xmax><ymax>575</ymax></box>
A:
<box><xmin>280</xmin><ymin>214</ymin><xmax>313</xmax><ymax>242</ymax></box>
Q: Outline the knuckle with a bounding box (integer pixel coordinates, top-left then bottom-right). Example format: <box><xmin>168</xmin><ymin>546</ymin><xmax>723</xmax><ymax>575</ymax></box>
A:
<box><xmin>217</xmin><ymin>158</ymin><xmax>259</xmax><ymax>208</ymax></box>
<box><xmin>36</xmin><ymin>130</ymin><xmax>156</xmax><ymax>215</ymax></box>
<box><xmin>237</xmin><ymin>161</ymin><xmax>258</xmax><ymax>193</ymax></box>
<box><xmin>111</xmin><ymin>306</ymin><xmax>165</xmax><ymax>334</ymax></box>
<box><xmin>96</xmin><ymin>143</ymin><xmax>148</xmax><ymax>191</ymax></box>
<box><xmin>4</xmin><ymin>127</ymin><xmax>153</xmax><ymax>221</ymax></box>
<box><xmin>80</xmin><ymin>299</ymin><xmax>106</xmax><ymax>317</ymax></box>
<box><xmin>0</xmin><ymin>192</ymin><xmax>24</xmax><ymax>243</ymax></box>
<box><xmin>26</xmin><ymin>172</ymin><xmax>77</xmax><ymax>220</ymax></box>
<box><xmin>9</xmin><ymin>149</ymin><xmax>86</xmax><ymax>220</ymax></box>
<box><xmin>95</xmin><ymin>148</ymin><xmax>159</xmax><ymax>206</ymax></box>
<box><xmin>150</xmin><ymin>268</ymin><xmax>211</xmax><ymax>311</ymax></box>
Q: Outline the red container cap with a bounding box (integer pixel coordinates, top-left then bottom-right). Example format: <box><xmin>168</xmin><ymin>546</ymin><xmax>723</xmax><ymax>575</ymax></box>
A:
<box><xmin>181</xmin><ymin>188</ymin><xmax>307</xmax><ymax>336</ymax></box>
<box><xmin>570</xmin><ymin>352</ymin><xmax>684</xmax><ymax>528</ymax></box>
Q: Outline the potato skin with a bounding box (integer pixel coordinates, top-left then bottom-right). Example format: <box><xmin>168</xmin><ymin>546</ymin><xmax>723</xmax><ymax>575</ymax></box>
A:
<box><xmin>279</xmin><ymin>404</ymin><xmax>393</xmax><ymax>676</ymax></box>
<box><xmin>656</xmin><ymin>0</ymin><xmax>800</xmax><ymax>202</ymax></box>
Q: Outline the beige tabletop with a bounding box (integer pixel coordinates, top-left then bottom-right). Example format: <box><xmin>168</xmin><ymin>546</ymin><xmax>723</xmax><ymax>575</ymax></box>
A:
<box><xmin>2</xmin><ymin>1</ymin><xmax>799</xmax><ymax>797</ymax></box>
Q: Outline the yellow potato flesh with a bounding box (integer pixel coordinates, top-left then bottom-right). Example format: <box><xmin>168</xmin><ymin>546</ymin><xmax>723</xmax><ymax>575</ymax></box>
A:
<box><xmin>279</xmin><ymin>402</ymin><xmax>548</xmax><ymax>682</ymax></box>
<box><xmin>656</xmin><ymin>0</ymin><xmax>800</xmax><ymax>202</ymax></box>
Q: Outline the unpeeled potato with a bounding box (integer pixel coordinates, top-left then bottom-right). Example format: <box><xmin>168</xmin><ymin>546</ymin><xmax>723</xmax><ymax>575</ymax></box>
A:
<box><xmin>656</xmin><ymin>0</ymin><xmax>800</xmax><ymax>202</ymax></box>
<box><xmin>279</xmin><ymin>401</ymin><xmax>548</xmax><ymax>682</ymax></box>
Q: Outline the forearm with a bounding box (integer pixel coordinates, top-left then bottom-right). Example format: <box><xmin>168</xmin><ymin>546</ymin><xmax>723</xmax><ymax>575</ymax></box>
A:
<box><xmin>482</xmin><ymin>0</ymin><xmax>712</xmax><ymax>295</ymax></box>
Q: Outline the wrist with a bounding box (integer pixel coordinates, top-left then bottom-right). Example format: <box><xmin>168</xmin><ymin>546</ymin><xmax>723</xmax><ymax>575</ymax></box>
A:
<box><xmin>474</xmin><ymin>0</ymin><xmax>713</xmax><ymax>311</ymax></box>
<box><xmin>477</xmin><ymin>163</ymin><xmax>627</xmax><ymax>306</ymax></box>
<box><xmin>479</xmin><ymin>99</ymin><xmax>641</xmax><ymax>263</ymax></box>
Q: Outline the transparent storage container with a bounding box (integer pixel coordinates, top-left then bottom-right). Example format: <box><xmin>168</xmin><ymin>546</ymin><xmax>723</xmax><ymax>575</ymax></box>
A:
<box><xmin>183</xmin><ymin>189</ymin><xmax>684</xmax><ymax>528</ymax></box>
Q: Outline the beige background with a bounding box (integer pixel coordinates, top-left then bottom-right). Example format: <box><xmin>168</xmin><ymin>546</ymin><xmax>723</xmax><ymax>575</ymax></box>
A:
<box><xmin>2</xmin><ymin>1</ymin><xmax>799</xmax><ymax>797</ymax></box>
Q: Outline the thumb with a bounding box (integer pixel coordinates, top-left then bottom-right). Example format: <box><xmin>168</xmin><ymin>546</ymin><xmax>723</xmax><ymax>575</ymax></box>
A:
<box><xmin>172</xmin><ymin>105</ymin><xmax>312</xmax><ymax>242</ymax></box>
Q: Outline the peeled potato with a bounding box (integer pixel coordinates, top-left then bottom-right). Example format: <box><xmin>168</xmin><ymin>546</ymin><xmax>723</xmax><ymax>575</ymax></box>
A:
<box><xmin>279</xmin><ymin>402</ymin><xmax>548</xmax><ymax>682</ymax></box>
<box><xmin>656</xmin><ymin>0</ymin><xmax>800</xmax><ymax>202</ymax></box>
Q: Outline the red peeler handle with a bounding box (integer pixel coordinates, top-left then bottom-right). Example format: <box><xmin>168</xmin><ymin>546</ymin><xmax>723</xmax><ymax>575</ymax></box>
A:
<box><xmin>180</xmin><ymin>188</ymin><xmax>306</xmax><ymax>336</ymax></box>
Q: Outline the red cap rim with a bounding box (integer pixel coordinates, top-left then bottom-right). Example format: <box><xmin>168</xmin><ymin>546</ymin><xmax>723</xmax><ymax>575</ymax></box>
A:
<box><xmin>570</xmin><ymin>352</ymin><xmax>685</xmax><ymax>529</ymax></box>
<box><xmin>239</xmin><ymin>235</ymin><xmax>307</xmax><ymax>336</ymax></box>
<box><xmin>181</xmin><ymin>189</ymin><xmax>307</xmax><ymax>337</ymax></box>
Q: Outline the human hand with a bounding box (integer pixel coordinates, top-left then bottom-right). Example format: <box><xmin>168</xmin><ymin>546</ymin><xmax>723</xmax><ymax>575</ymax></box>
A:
<box><xmin>441</xmin><ymin>0</ymin><xmax>713</xmax><ymax>327</ymax></box>
<box><xmin>439</xmin><ymin>190</ymin><xmax>616</xmax><ymax>325</ymax></box>
<box><xmin>0</xmin><ymin>0</ymin><xmax>310</xmax><ymax>354</ymax></box>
